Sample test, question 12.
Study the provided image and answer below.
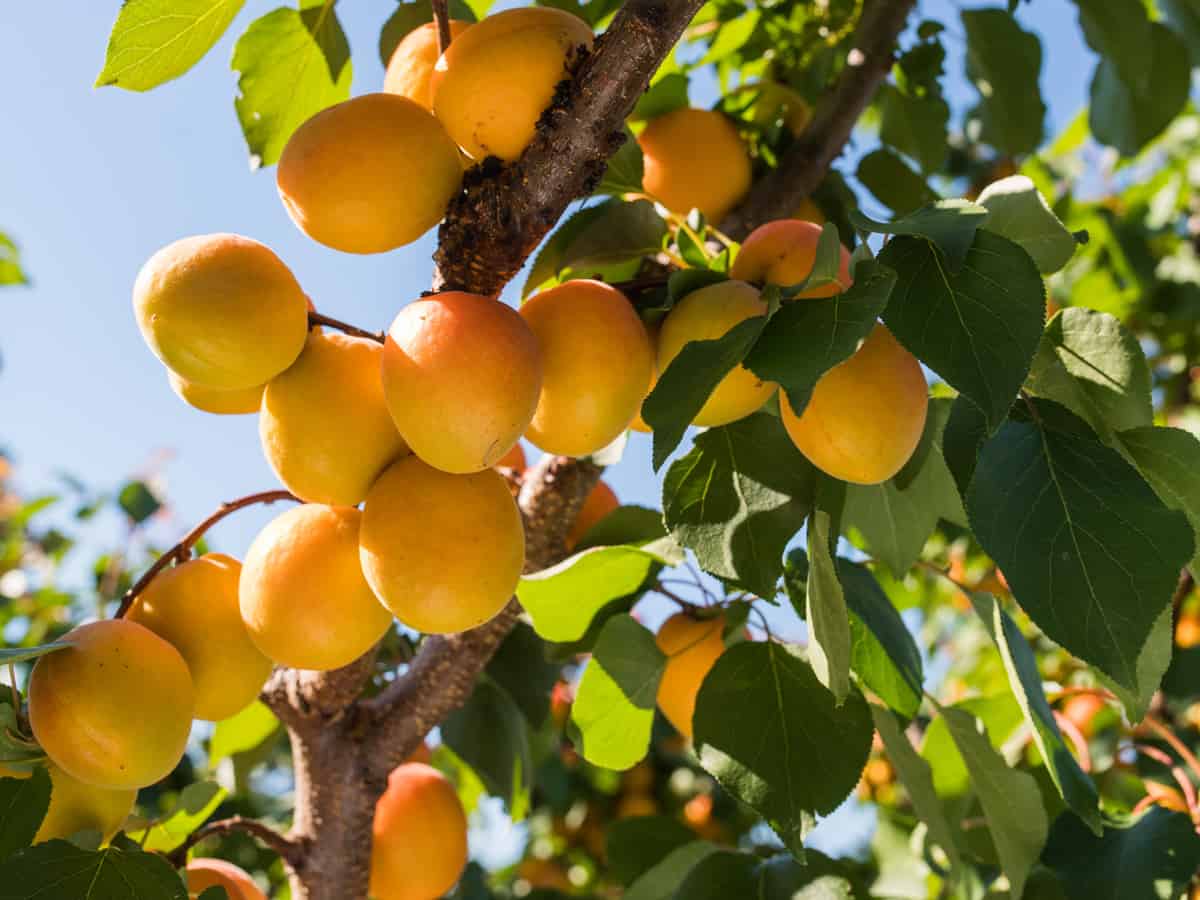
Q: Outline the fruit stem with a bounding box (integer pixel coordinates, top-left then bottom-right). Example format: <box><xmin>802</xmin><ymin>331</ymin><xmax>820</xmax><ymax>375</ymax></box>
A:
<box><xmin>309</xmin><ymin>311</ymin><xmax>386</xmax><ymax>344</ymax></box>
<box><xmin>432</xmin><ymin>0</ymin><xmax>453</xmax><ymax>54</ymax></box>
<box><xmin>113</xmin><ymin>489</ymin><xmax>300</xmax><ymax>619</ymax></box>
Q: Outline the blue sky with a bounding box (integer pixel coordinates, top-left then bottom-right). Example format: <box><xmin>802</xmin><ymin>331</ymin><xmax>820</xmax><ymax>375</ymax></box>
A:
<box><xmin>0</xmin><ymin>0</ymin><xmax>1086</xmax><ymax>583</ymax></box>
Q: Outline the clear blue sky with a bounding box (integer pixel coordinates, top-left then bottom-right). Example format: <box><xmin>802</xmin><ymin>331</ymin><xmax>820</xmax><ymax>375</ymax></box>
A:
<box><xmin>0</xmin><ymin>1</ymin><xmax>1086</xmax><ymax>582</ymax></box>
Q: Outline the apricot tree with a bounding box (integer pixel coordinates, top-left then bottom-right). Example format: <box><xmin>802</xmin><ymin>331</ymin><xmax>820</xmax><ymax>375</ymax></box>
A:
<box><xmin>4</xmin><ymin>0</ymin><xmax>1200</xmax><ymax>899</ymax></box>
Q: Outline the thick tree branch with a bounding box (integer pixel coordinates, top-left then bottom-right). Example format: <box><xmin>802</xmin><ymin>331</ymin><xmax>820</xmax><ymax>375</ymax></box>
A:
<box><xmin>434</xmin><ymin>0</ymin><xmax>707</xmax><ymax>294</ymax></box>
<box><xmin>720</xmin><ymin>0</ymin><xmax>917</xmax><ymax>239</ymax></box>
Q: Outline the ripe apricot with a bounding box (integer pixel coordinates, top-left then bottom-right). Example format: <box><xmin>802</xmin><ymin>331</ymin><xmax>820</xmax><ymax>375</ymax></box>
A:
<box><xmin>370</xmin><ymin>763</ymin><xmax>468</xmax><ymax>900</ymax></box>
<box><xmin>432</xmin><ymin>7</ymin><xmax>593</xmax><ymax>161</ymax></box>
<box><xmin>780</xmin><ymin>323</ymin><xmax>927</xmax><ymax>484</ymax></box>
<box><xmin>34</xmin><ymin>764</ymin><xmax>136</xmax><ymax>845</ymax></box>
<box><xmin>730</xmin><ymin>219</ymin><xmax>852</xmax><ymax>297</ymax></box>
<box><xmin>521</xmin><ymin>280</ymin><xmax>654</xmax><ymax>456</ymax></box>
<box><xmin>127</xmin><ymin>553</ymin><xmax>272</xmax><ymax>722</ymax></box>
<box><xmin>261</xmin><ymin>332</ymin><xmax>409</xmax><ymax>505</ymax></box>
<box><xmin>277</xmin><ymin>93</ymin><xmax>463</xmax><ymax>254</ymax></box>
<box><xmin>565</xmin><ymin>481</ymin><xmax>618</xmax><ymax>550</ymax></box>
<box><xmin>496</xmin><ymin>443</ymin><xmax>526</xmax><ymax>471</ymax></box>
<box><xmin>29</xmin><ymin>619</ymin><xmax>194</xmax><ymax>789</ymax></box>
<box><xmin>133</xmin><ymin>234</ymin><xmax>308</xmax><ymax>390</ymax></box>
<box><xmin>1177</xmin><ymin>612</ymin><xmax>1200</xmax><ymax>649</ymax></box>
<box><xmin>638</xmin><ymin>109</ymin><xmax>752</xmax><ymax>223</ymax></box>
<box><xmin>167</xmin><ymin>372</ymin><xmax>263</xmax><ymax>416</ymax></box>
<box><xmin>384</xmin><ymin>20</ymin><xmax>473</xmax><ymax>110</ymax></box>
<box><xmin>1061</xmin><ymin>693</ymin><xmax>1106</xmax><ymax>740</ymax></box>
<box><xmin>239</xmin><ymin>504</ymin><xmax>393</xmax><ymax>671</ymax></box>
<box><xmin>657</xmin><ymin>280</ymin><xmax>775</xmax><ymax>426</ymax></box>
<box><xmin>382</xmin><ymin>293</ymin><xmax>541</xmax><ymax>474</ymax></box>
<box><xmin>655</xmin><ymin>613</ymin><xmax>726</xmax><ymax>739</ymax></box>
<box><xmin>186</xmin><ymin>859</ymin><xmax>267</xmax><ymax>900</ymax></box>
<box><xmin>360</xmin><ymin>457</ymin><xmax>524</xmax><ymax>634</ymax></box>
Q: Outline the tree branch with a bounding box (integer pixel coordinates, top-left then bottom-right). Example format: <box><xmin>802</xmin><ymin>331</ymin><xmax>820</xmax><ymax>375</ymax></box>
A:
<box><xmin>432</xmin><ymin>0</ymin><xmax>452</xmax><ymax>55</ymax></box>
<box><xmin>720</xmin><ymin>0</ymin><xmax>917</xmax><ymax>239</ymax></box>
<box><xmin>167</xmin><ymin>815</ymin><xmax>301</xmax><ymax>868</ymax></box>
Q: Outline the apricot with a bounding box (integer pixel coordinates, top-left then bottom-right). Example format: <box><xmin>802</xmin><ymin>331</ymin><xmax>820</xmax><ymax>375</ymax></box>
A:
<box><xmin>730</xmin><ymin>219</ymin><xmax>852</xmax><ymax>297</ymax></box>
<box><xmin>34</xmin><ymin>764</ymin><xmax>136</xmax><ymax>845</ymax></box>
<box><xmin>1177</xmin><ymin>612</ymin><xmax>1200</xmax><ymax>649</ymax></box>
<box><xmin>565</xmin><ymin>481</ymin><xmax>618</xmax><ymax>550</ymax></box>
<box><xmin>127</xmin><ymin>554</ymin><xmax>272</xmax><ymax>722</ymax></box>
<box><xmin>384</xmin><ymin>20</ymin><xmax>473</xmax><ymax>109</ymax></box>
<box><xmin>731</xmin><ymin>80</ymin><xmax>812</xmax><ymax>134</ymax></box>
<box><xmin>780</xmin><ymin>323</ymin><xmax>927</xmax><ymax>484</ymax></box>
<box><xmin>655</xmin><ymin>613</ymin><xmax>726</xmax><ymax>740</ymax></box>
<box><xmin>496</xmin><ymin>443</ymin><xmax>526</xmax><ymax>471</ymax></box>
<box><xmin>521</xmin><ymin>280</ymin><xmax>655</xmax><ymax>456</ymax></box>
<box><xmin>382</xmin><ymin>293</ymin><xmax>541</xmax><ymax>473</ymax></box>
<box><xmin>656</xmin><ymin>280</ymin><xmax>776</xmax><ymax>426</ymax></box>
<box><xmin>239</xmin><ymin>504</ymin><xmax>393</xmax><ymax>671</ymax></box>
<box><xmin>277</xmin><ymin>93</ymin><xmax>462</xmax><ymax>254</ymax></box>
<box><xmin>360</xmin><ymin>457</ymin><xmax>524</xmax><ymax>634</ymax></box>
<box><xmin>28</xmin><ymin>619</ymin><xmax>194</xmax><ymax>789</ymax></box>
<box><xmin>1061</xmin><ymin>693</ymin><xmax>1106</xmax><ymax>740</ymax></box>
<box><xmin>261</xmin><ymin>332</ymin><xmax>409</xmax><ymax>505</ymax></box>
<box><xmin>432</xmin><ymin>7</ymin><xmax>593</xmax><ymax>161</ymax></box>
<box><xmin>186</xmin><ymin>859</ymin><xmax>267</xmax><ymax>900</ymax></box>
<box><xmin>133</xmin><ymin>234</ymin><xmax>308</xmax><ymax>390</ymax></box>
<box><xmin>615</xmin><ymin>792</ymin><xmax>658</xmax><ymax>819</ymax></box>
<box><xmin>370</xmin><ymin>763</ymin><xmax>468</xmax><ymax>900</ymax></box>
<box><xmin>167</xmin><ymin>372</ymin><xmax>263</xmax><ymax>416</ymax></box>
<box><xmin>638</xmin><ymin>108</ymin><xmax>752</xmax><ymax>223</ymax></box>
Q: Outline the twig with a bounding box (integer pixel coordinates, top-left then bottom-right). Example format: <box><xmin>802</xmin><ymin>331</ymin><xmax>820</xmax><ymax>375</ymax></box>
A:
<box><xmin>654</xmin><ymin>584</ymin><xmax>700</xmax><ymax>613</ymax></box>
<box><xmin>1137</xmin><ymin>714</ymin><xmax>1200</xmax><ymax>786</ymax></box>
<box><xmin>1134</xmin><ymin>743</ymin><xmax>1199</xmax><ymax>821</ymax></box>
<box><xmin>308</xmin><ymin>311</ymin><xmax>385</xmax><ymax>345</ymax></box>
<box><xmin>166</xmin><ymin>816</ymin><xmax>301</xmax><ymax>868</ymax></box>
<box><xmin>1052</xmin><ymin>710</ymin><xmax>1092</xmax><ymax>772</ymax></box>
<box><xmin>114</xmin><ymin>490</ymin><xmax>300</xmax><ymax>619</ymax></box>
<box><xmin>432</xmin><ymin>0</ymin><xmax>453</xmax><ymax>55</ymax></box>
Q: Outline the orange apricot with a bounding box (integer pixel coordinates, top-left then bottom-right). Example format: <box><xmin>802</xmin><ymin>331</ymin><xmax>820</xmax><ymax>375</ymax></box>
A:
<box><xmin>167</xmin><ymin>372</ymin><xmax>263</xmax><ymax>416</ymax></box>
<box><xmin>384</xmin><ymin>20</ymin><xmax>473</xmax><ymax>110</ymax></box>
<box><xmin>565</xmin><ymin>481</ymin><xmax>619</xmax><ymax>550</ymax></box>
<box><xmin>655</xmin><ymin>613</ymin><xmax>726</xmax><ymax>739</ymax></box>
<box><xmin>28</xmin><ymin>619</ymin><xmax>194</xmax><ymax>789</ymax></box>
<box><xmin>382</xmin><ymin>293</ymin><xmax>542</xmax><ymax>474</ymax></box>
<box><xmin>370</xmin><ymin>763</ymin><xmax>468</xmax><ymax>900</ymax></box>
<box><xmin>186</xmin><ymin>858</ymin><xmax>267</xmax><ymax>900</ymax></box>
<box><xmin>34</xmin><ymin>764</ymin><xmax>136</xmax><ymax>845</ymax></box>
<box><xmin>780</xmin><ymin>324</ymin><xmax>927</xmax><ymax>484</ymax></box>
<box><xmin>261</xmin><ymin>331</ymin><xmax>409</xmax><ymax>505</ymax></box>
<box><xmin>656</xmin><ymin>280</ymin><xmax>776</xmax><ymax>426</ymax></box>
<box><xmin>1061</xmin><ymin>693</ymin><xmax>1107</xmax><ymax>740</ymax></box>
<box><xmin>730</xmin><ymin>219</ymin><xmax>852</xmax><ymax>297</ymax></box>
<box><xmin>1176</xmin><ymin>612</ymin><xmax>1200</xmax><ymax>649</ymax></box>
<box><xmin>638</xmin><ymin>108</ymin><xmax>752</xmax><ymax>223</ymax></box>
<box><xmin>277</xmin><ymin>93</ymin><xmax>463</xmax><ymax>254</ymax></box>
<box><xmin>360</xmin><ymin>457</ymin><xmax>524</xmax><ymax>634</ymax></box>
<box><xmin>239</xmin><ymin>504</ymin><xmax>393</xmax><ymax>671</ymax></box>
<box><xmin>521</xmin><ymin>280</ymin><xmax>655</xmax><ymax>456</ymax></box>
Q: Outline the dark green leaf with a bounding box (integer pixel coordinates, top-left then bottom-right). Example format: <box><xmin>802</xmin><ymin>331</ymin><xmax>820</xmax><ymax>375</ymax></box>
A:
<box><xmin>1103</xmin><ymin>604</ymin><xmax>1174</xmax><ymax>723</ymax></box>
<box><xmin>632</xmin><ymin>73</ymin><xmax>690</xmax><ymax>122</ymax></box>
<box><xmin>486</xmin><ymin>623</ymin><xmax>559</xmax><ymax>729</ymax></box>
<box><xmin>805</xmin><ymin>496</ymin><xmax>851</xmax><ymax>703</ymax></box>
<box><xmin>575</xmin><ymin>505</ymin><xmax>667</xmax><ymax>551</ymax></box>
<box><xmin>378</xmin><ymin>0</ymin><xmax>477</xmax><ymax>64</ymax></box>
<box><xmin>850</xmin><ymin>200</ymin><xmax>990</xmax><ymax>272</ymax></box>
<box><xmin>962</xmin><ymin>8</ymin><xmax>1046</xmax><ymax>155</ymax></box>
<box><xmin>442</xmin><ymin>679</ymin><xmax>531</xmax><ymax>819</ymax></box>
<box><xmin>0</xmin><ymin>836</ymin><xmax>188</xmax><ymax>899</ymax></box>
<box><xmin>117</xmin><ymin>481</ymin><xmax>161</xmax><ymax>524</ymax></box>
<box><xmin>1117</xmin><ymin>426</ymin><xmax>1200</xmax><ymax>574</ymax></box>
<box><xmin>671</xmin><ymin>850</ymin><xmax>854</xmax><ymax>900</ymax></box>
<box><xmin>596</xmin><ymin>130</ymin><xmax>645</xmax><ymax>196</ymax></box>
<box><xmin>878</xmin><ymin>84</ymin><xmax>949</xmax><ymax>174</ymax></box>
<box><xmin>0</xmin><ymin>769</ymin><xmax>50</xmax><ymax>862</ymax></box>
<box><xmin>1161</xmin><ymin>0</ymin><xmax>1200</xmax><ymax>66</ymax></box>
<box><xmin>0</xmin><ymin>643</ymin><xmax>70</xmax><ymax>667</ymax></box>
<box><xmin>607</xmin><ymin>816</ymin><xmax>695</xmax><ymax>887</ymax></box>
<box><xmin>624</xmin><ymin>842</ymin><xmax>720</xmax><ymax>900</ymax></box>
<box><xmin>942</xmin><ymin>394</ymin><xmax>990</xmax><ymax>496</ymax></box>
<box><xmin>840</xmin><ymin>563</ymin><xmax>924</xmax><ymax>719</ymax></box>
<box><xmin>855</xmin><ymin>149</ymin><xmax>937</xmax><ymax>215</ymax></box>
<box><xmin>978</xmin><ymin>175</ymin><xmax>1077</xmax><ymax>274</ymax></box>
<box><xmin>197</xmin><ymin>889</ymin><xmax>229</xmax><ymax>900</ymax></box>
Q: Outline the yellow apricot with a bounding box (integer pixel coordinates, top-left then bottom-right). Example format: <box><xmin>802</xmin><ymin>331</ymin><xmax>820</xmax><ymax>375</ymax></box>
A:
<box><xmin>780</xmin><ymin>323</ymin><xmax>928</xmax><ymax>484</ymax></box>
<box><xmin>127</xmin><ymin>554</ymin><xmax>272</xmax><ymax>722</ymax></box>
<box><xmin>521</xmin><ymin>280</ymin><xmax>655</xmax><ymax>456</ymax></box>
<box><xmin>384</xmin><ymin>21</ymin><xmax>473</xmax><ymax>109</ymax></box>
<box><xmin>565</xmin><ymin>481</ymin><xmax>619</xmax><ymax>550</ymax></box>
<box><xmin>186</xmin><ymin>859</ymin><xmax>267</xmax><ymax>900</ymax></box>
<box><xmin>432</xmin><ymin>7</ymin><xmax>594</xmax><ymax>161</ymax></box>
<box><xmin>382</xmin><ymin>293</ymin><xmax>542</xmax><ymax>474</ymax></box>
<box><xmin>239</xmin><ymin>505</ymin><xmax>393</xmax><ymax>671</ymax></box>
<box><xmin>28</xmin><ymin>619</ymin><xmax>194</xmax><ymax>789</ymax></box>
<box><xmin>261</xmin><ymin>332</ymin><xmax>409</xmax><ymax>505</ymax></box>
<box><xmin>133</xmin><ymin>234</ymin><xmax>309</xmax><ymax>390</ymax></box>
<box><xmin>629</xmin><ymin>324</ymin><xmax>660</xmax><ymax>434</ymax></box>
<box><xmin>730</xmin><ymin>219</ymin><xmax>852</xmax><ymax>297</ymax></box>
<box><xmin>360</xmin><ymin>457</ymin><xmax>524</xmax><ymax>635</ymax></box>
<box><xmin>167</xmin><ymin>372</ymin><xmax>263</xmax><ymax>416</ymax></box>
<box><xmin>657</xmin><ymin>280</ymin><xmax>776</xmax><ymax>426</ymax></box>
<box><xmin>638</xmin><ymin>109</ymin><xmax>752</xmax><ymax>223</ymax></box>
<box><xmin>731</xmin><ymin>81</ymin><xmax>812</xmax><ymax>134</ymax></box>
<box><xmin>370</xmin><ymin>763</ymin><xmax>468</xmax><ymax>900</ymax></box>
<box><xmin>34</xmin><ymin>764</ymin><xmax>136</xmax><ymax>845</ymax></box>
<box><xmin>655</xmin><ymin>613</ymin><xmax>726</xmax><ymax>739</ymax></box>
<box><xmin>277</xmin><ymin>93</ymin><xmax>463</xmax><ymax>254</ymax></box>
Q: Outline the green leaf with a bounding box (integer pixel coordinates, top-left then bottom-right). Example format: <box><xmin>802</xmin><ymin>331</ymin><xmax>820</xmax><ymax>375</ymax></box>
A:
<box><xmin>743</xmin><ymin>261</ymin><xmax>897</xmax><ymax>415</ymax></box>
<box><xmin>0</xmin><ymin>769</ymin><xmax>50</xmax><ymax>862</ymax></box>
<box><xmin>570</xmin><ymin>616</ymin><xmax>666</xmax><ymax>770</ymax></box>
<box><xmin>839</xmin><ymin>563</ymin><xmax>924</xmax><ymax>719</ymax></box>
<box><xmin>96</xmin><ymin>0</ymin><xmax>245</xmax><ymax>91</ymax></box>
<box><xmin>0</xmin><ymin>234</ymin><xmax>28</xmax><ymax>286</ymax></box>
<box><xmin>624</xmin><ymin>842</ymin><xmax>720</xmax><ymax>900</ymax></box>
<box><xmin>442</xmin><ymin>678</ymin><xmax>531</xmax><ymax>819</ymax></box>
<box><xmin>977</xmin><ymin>176</ymin><xmax>1076</xmax><ymax>274</ymax></box>
<box><xmin>921</xmin><ymin>694</ymin><xmax>1025</xmax><ymax>797</ymax></box>
<box><xmin>208</xmin><ymin>700</ymin><xmax>279</xmax><ymax>770</ymax></box>
<box><xmin>0</xmin><ymin>643</ymin><xmax>70</xmax><ymax>667</ymax></box>
<box><xmin>575</xmin><ymin>505</ymin><xmax>667</xmax><ymax>551</ymax></box>
<box><xmin>1042</xmin><ymin>807</ymin><xmax>1200</xmax><ymax>900</ymax></box>
<box><xmin>942</xmin><ymin>394</ymin><xmax>989</xmax><ymax>496</ymax></box>
<box><xmin>486</xmin><ymin>623</ymin><xmax>559</xmax><ymax>729</ymax></box>
<box><xmin>878</xmin><ymin>83</ymin><xmax>949</xmax><ymax>174</ymax></box>
<box><xmin>1026</xmin><ymin>308</ymin><xmax>1153</xmax><ymax>442</ymax></box>
<box><xmin>961</xmin><ymin>8</ymin><xmax>1046</xmax><ymax>156</ymax></box>
<box><xmin>0</xmin><ymin>705</ymin><xmax>43</xmax><ymax>767</ymax></box>
<box><xmin>970</xmin><ymin>593</ymin><xmax>1101</xmax><ymax>833</ymax></box>
<box><xmin>1161</xmin><ymin>0</ymin><xmax>1200</xmax><ymax>66</ymax></box>
<box><xmin>662</xmin><ymin>414</ymin><xmax>817</xmax><ymax>597</ymax></box>
<box><xmin>1117</xmin><ymin>425</ymin><xmax>1200</xmax><ymax>574</ymax></box>
<box><xmin>966</xmin><ymin>399</ymin><xmax>1194</xmax><ymax>691</ymax></box>
<box><xmin>197</xmin><ymin>889</ymin><xmax>229</xmax><ymax>900</ymax></box>
<box><xmin>607</xmin><ymin>816</ymin><xmax>695</xmax><ymax>887</ymax></box>
<box><xmin>693</xmin><ymin>642</ymin><xmax>873</xmax><ymax>857</ymax></box>
<box><xmin>850</xmin><ymin>200</ymin><xmax>990</xmax><ymax>272</ymax></box>
<box><xmin>671</xmin><ymin>850</ymin><xmax>854</xmax><ymax>900</ymax></box>
<box><xmin>117</xmin><ymin>481</ymin><xmax>162</xmax><ymax>524</ymax></box>
<box><xmin>1103</xmin><ymin>603</ymin><xmax>1173</xmax><ymax>723</ymax></box>
<box><xmin>805</xmin><ymin>497</ymin><xmax>851</xmax><ymax>704</ymax></box>
<box><xmin>126</xmin><ymin>782</ymin><xmax>227</xmax><ymax>853</ymax></box>
<box><xmin>632</xmin><ymin>72</ymin><xmax>690</xmax><ymax>122</ymax></box>
<box><xmin>378</xmin><ymin>0</ymin><xmax>477</xmax><ymax>64</ymax></box>
<box><xmin>879</xmin><ymin>231</ymin><xmax>1045</xmax><ymax>430</ymax></box>
<box><xmin>232</xmin><ymin>4</ymin><xmax>353</xmax><ymax>168</ymax></box>
<box><xmin>938</xmin><ymin>704</ymin><xmax>1048</xmax><ymax>899</ymax></box>
<box><xmin>596</xmin><ymin>130</ymin><xmax>645</xmax><ymax>196</ymax></box>
<box><xmin>0</xmin><ymin>836</ymin><xmax>188</xmax><ymax>899</ymax></box>
<box><xmin>518</xmin><ymin>541</ymin><xmax>679</xmax><ymax>642</ymax></box>
<box><xmin>855</xmin><ymin>149</ymin><xmax>937</xmax><ymax>215</ymax></box>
